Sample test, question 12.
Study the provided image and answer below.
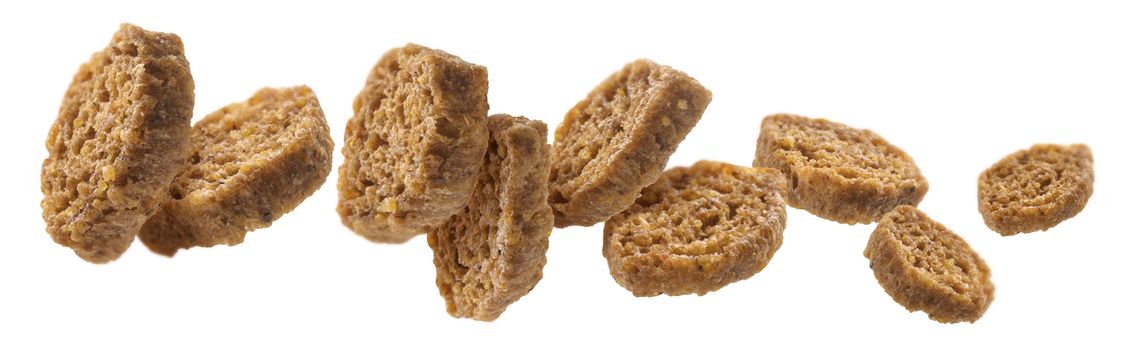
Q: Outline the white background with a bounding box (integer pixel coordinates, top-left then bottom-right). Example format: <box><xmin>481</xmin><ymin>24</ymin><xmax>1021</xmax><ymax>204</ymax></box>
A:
<box><xmin>2</xmin><ymin>1</ymin><xmax>1127</xmax><ymax>349</ymax></box>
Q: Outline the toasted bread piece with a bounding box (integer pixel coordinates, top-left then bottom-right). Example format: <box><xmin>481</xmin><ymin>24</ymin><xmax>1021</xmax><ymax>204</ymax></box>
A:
<box><xmin>864</xmin><ymin>205</ymin><xmax>994</xmax><ymax>323</ymax></box>
<box><xmin>137</xmin><ymin>86</ymin><xmax>333</xmax><ymax>256</ymax></box>
<box><xmin>978</xmin><ymin>144</ymin><xmax>1094</xmax><ymax>235</ymax></box>
<box><xmin>41</xmin><ymin>23</ymin><xmax>194</xmax><ymax>263</ymax></box>
<box><xmin>548</xmin><ymin>59</ymin><xmax>711</xmax><ymax>228</ymax></box>
<box><xmin>338</xmin><ymin>44</ymin><xmax>489</xmax><ymax>243</ymax></box>
<box><xmin>428</xmin><ymin>114</ymin><xmax>553</xmax><ymax>321</ymax></box>
<box><xmin>603</xmin><ymin>161</ymin><xmax>787</xmax><ymax>297</ymax></box>
<box><xmin>754</xmin><ymin>114</ymin><xmax>927</xmax><ymax>224</ymax></box>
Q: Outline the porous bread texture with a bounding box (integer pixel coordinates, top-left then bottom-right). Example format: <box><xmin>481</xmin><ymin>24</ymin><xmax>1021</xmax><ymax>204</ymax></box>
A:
<box><xmin>41</xmin><ymin>23</ymin><xmax>194</xmax><ymax>263</ymax></box>
<box><xmin>428</xmin><ymin>114</ymin><xmax>553</xmax><ymax>321</ymax></box>
<box><xmin>338</xmin><ymin>43</ymin><xmax>489</xmax><ymax>243</ymax></box>
<box><xmin>138</xmin><ymin>86</ymin><xmax>333</xmax><ymax>256</ymax></box>
<box><xmin>754</xmin><ymin>114</ymin><xmax>927</xmax><ymax>225</ymax></box>
<box><xmin>603</xmin><ymin>161</ymin><xmax>787</xmax><ymax>297</ymax></box>
<box><xmin>978</xmin><ymin>144</ymin><xmax>1094</xmax><ymax>235</ymax></box>
<box><xmin>549</xmin><ymin>59</ymin><xmax>711</xmax><ymax>228</ymax></box>
<box><xmin>864</xmin><ymin>205</ymin><xmax>994</xmax><ymax>323</ymax></box>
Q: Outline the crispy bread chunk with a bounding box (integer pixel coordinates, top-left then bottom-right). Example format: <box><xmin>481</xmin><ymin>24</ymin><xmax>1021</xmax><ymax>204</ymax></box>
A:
<box><xmin>41</xmin><ymin>23</ymin><xmax>194</xmax><ymax>263</ymax></box>
<box><xmin>978</xmin><ymin>144</ymin><xmax>1094</xmax><ymax>235</ymax></box>
<box><xmin>754</xmin><ymin>114</ymin><xmax>927</xmax><ymax>224</ymax></box>
<box><xmin>139</xmin><ymin>86</ymin><xmax>333</xmax><ymax>256</ymax></box>
<box><xmin>338</xmin><ymin>44</ymin><xmax>489</xmax><ymax>243</ymax></box>
<box><xmin>429</xmin><ymin>114</ymin><xmax>553</xmax><ymax>321</ymax></box>
<box><xmin>604</xmin><ymin>161</ymin><xmax>787</xmax><ymax>297</ymax></box>
<box><xmin>549</xmin><ymin>59</ymin><xmax>711</xmax><ymax>228</ymax></box>
<box><xmin>865</xmin><ymin>206</ymin><xmax>994</xmax><ymax>323</ymax></box>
